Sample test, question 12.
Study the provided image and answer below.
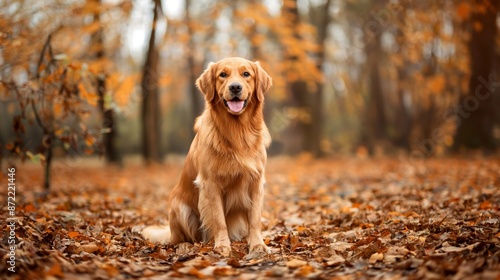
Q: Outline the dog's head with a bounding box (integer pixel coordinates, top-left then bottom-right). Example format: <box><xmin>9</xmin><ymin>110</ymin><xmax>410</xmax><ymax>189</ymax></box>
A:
<box><xmin>196</xmin><ymin>57</ymin><xmax>272</xmax><ymax>115</ymax></box>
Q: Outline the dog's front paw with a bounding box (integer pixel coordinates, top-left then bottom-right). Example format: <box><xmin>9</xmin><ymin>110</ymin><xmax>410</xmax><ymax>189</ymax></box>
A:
<box><xmin>249</xmin><ymin>243</ymin><xmax>270</xmax><ymax>254</ymax></box>
<box><xmin>245</xmin><ymin>243</ymin><xmax>270</xmax><ymax>260</ymax></box>
<box><xmin>214</xmin><ymin>244</ymin><xmax>231</xmax><ymax>257</ymax></box>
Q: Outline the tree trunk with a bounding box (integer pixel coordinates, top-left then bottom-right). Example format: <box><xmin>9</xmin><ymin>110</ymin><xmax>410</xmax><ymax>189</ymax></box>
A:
<box><xmin>33</xmin><ymin>35</ymin><xmax>55</xmax><ymax>191</ymax></box>
<box><xmin>395</xmin><ymin>75</ymin><xmax>412</xmax><ymax>149</ymax></box>
<box><xmin>281</xmin><ymin>0</ymin><xmax>312</xmax><ymax>155</ymax></box>
<box><xmin>91</xmin><ymin>0</ymin><xmax>121</xmax><ymax>164</ymax></box>
<box><xmin>360</xmin><ymin>29</ymin><xmax>387</xmax><ymax>153</ymax></box>
<box><xmin>453</xmin><ymin>0</ymin><xmax>499</xmax><ymax>151</ymax></box>
<box><xmin>185</xmin><ymin>0</ymin><xmax>203</xmax><ymax>140</ymax></box>
<box><xmin>369</xmin><ymin>33</ymin><xmax>387</xmax><ymax>140</ymax></box>
<box><xmin>0</xmin><ymin>133</ymin><xmax>4</xmax><ymax>169</ymax></box>
<box><xmin>141</xmin><ymin>0</ymin><xmax>162</xmax><ymax>164</ymax></box>
<box><xmin>393</xmin><ymin>9</ymin><xmax>412</xmax><ymax>149</ymax></box>
<box><xmin>355</xmin><ymin>0</ymin><xmax>389</xmax><ymax>153</ymax></box>
<box><xmin>43</xmin><ymin>133</ymin><xmax>53</xmax><ymax>190</ymax></box>
<box><xmin>307</xmin><ymin>0</ymin><xmax>331</xmax><ymax>157</ymax></box>
<box><xmin>97</xmin><ymin>77</ymin><xmax>121</xmax><ymax>164</ymax></box>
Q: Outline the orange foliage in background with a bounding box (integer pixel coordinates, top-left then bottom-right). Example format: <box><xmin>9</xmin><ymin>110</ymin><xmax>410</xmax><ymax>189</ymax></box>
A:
<box><xmin>1</xmin><ymin>0</ymin><xmax>499</xmax><ymax>161</ymax></box>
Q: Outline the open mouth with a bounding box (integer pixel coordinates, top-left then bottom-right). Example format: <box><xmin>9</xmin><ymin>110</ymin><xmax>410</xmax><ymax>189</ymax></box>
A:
<box><xmin>223</xmin><ymin>98</ymin><xmax>247</xmax><ymax>113</ymax></box>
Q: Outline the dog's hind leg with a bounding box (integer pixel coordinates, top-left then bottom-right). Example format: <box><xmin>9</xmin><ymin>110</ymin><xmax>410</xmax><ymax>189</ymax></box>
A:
<box><xmin>169</xmin><ymin>203</ymin><xmax>201</xmax><ymax>244</ymax></box>
<box><xmin>142</xmin><ymin>203</ymin><xmax>200</xmax><ymax>244</ymax></box>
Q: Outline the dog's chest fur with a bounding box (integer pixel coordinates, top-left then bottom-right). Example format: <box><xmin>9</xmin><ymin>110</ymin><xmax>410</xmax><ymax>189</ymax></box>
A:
<box><xmin>195</xmin><ymin>112</ymin><xmax>268</xmax><ymax>183</ymax></box>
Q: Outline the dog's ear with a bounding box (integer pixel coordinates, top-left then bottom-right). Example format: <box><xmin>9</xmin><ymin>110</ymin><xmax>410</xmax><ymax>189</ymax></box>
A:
<box><xmin>196</xmin><ymin>62</ymin><xmax>216</xmax><ymax>102</ymax></box>
<box><xmin>254</xmin><ymin>61</ymin><xmax>272</xmax><ymax>102</ymax></box>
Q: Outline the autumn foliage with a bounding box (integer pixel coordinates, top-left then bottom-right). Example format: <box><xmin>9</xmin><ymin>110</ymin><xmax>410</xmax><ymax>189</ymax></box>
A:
<box><xmin>2</xmin><ymin>0</ymin><xmax>500</xmax><ymax>165</ymax></box>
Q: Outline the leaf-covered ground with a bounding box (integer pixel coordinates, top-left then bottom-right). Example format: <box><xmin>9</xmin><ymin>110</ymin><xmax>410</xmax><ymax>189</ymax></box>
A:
<box><xmin>1</xmin><ymin>156</ymin><xmax>499</xmax><ymax>279</ymax></box>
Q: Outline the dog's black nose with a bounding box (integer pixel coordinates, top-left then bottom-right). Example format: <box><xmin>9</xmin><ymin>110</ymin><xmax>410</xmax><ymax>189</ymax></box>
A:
<box><xmin>229</xmin><ymin>82</ymin><xmax>242</xmax><ymax>95</ymax></box>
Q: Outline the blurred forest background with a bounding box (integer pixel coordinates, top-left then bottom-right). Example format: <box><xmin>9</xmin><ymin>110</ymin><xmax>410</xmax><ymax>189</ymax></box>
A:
<box><xmin>1</xmin><ymin>0</ymin><xmax>500</xmax><ymax>170</ymax></box>
<box><xmin>2</xmin><ymin>2</ymin><xmax>500</xmax><ymax>277</ymax></box>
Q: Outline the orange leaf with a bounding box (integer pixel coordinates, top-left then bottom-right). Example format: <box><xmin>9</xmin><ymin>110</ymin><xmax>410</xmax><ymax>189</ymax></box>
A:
<box><xmin>5</xmin><ymin>143</ymin><xmax>15</xmax><ymax>151</ymax></box>
<box><xmin>88</xmin><ymin>58</ymin><xmax>111</xmax><ymax>74</ymax></box>
<box><xmin>115</xmin><ymin>74</ymin><xmax>138</xmax><ymax>107</ymax></box>
<box><xmin>479</xmin><ymin>200</ymin><xmax>492</xmax><ymax>210</ymax></box>
<box><xmin>23</xmin><ymin>203</ymin><xmax>36</xmax><ymax>213</ymax></box>
<box><xmin>82</xmin><ymin>22</ymin><xmax>101</xmax><ymax>34</ymax></box>
<box><xmin>100</xmin><ymin>264</ymin><xmax>119</xmax><ymax>278</ymax></box>
<box><xmin>45</xmin><ymin>263</ymin><xmax>64</xmax><ymax>277</ymax></box>
<box><xmin>68</xmin><ymin>231</ymin><xmax>80</xmax><ymax>238</ymax></box>
<box><xmin>213</xmin><ymin>267</ymin><xmax>238</xmax><ymax>276</ymax></box>
<box><xmin>54</xmin><ymin>102</ymin><xmax>63</xmax><ymax>118</ymax></box>
<box><xmin>456</xmin><ymin>2</ymin><xmax>471</xmax><ymax>21</ymax></box>
<box><xmin>296</xmin><ymin>226</ymin><xmax>308</xmax><ymax>233</ymax></box>
<box><xmin>296</xmin><ymin>265</ymin><xmax>315</xmax><ymax>277</ymax></box>
<box><xmin>187</xmin><ymin>267</ymin><xmax>205</xmax><ymax>279</ymax></box>
<box><xmin>428</xmin><ymin>75</ymin><xmax>446</xmax><ymax>94</ymax></box>
<box><xmin>85</xmin><ymin>135</ymin><xmax>95</xmax><ymax>146</ymax></box>
<box><xmin>286</xmin><ymin>259</ymin><xmax>307</xmax><ymax>268</ymax></box>
<box><xmin>79</xmin><ymin>83</ymin><xmax>98</xmax><ymax>107</ymax></box>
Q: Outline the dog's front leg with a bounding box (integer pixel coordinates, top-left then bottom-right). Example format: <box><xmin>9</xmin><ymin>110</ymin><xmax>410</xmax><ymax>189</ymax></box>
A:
<box><xmin>247</xmin><ymin>179</ymin><xmax>270</xmax><ymax>253</ymax></box>
<box><xmin>198</xmin><ymin>181</ymin><xmax>231</xmax><ymax>256</ymax></box>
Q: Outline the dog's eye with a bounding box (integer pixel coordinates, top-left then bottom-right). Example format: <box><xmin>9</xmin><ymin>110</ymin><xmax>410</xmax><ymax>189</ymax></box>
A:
<box><xmin>243</xmin><ymin>72</ymin><xmax>250</xmax><ymax>77</ymax></box>
<box><xmin>219</xmin><ymin>72</ymin><xmax>227</xmax><ymax>78</ymax></box>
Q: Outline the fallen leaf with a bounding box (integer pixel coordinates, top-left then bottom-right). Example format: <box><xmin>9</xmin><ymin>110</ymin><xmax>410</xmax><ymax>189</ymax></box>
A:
<box><xmin>213</xmin><ymin>267</ymin><xmax>239</xmax><ymax>276</ymax></box>
<box><xmin>45</xmin><ymin>263</ymin><xmax>64</xmax><ymax>277</ymax></box>
<box><xmin>295</xmin><ymin>265</ymin><xmax>315</xmax><ymax>277</ymax></box>
<box><xmin>178</xmin><ymin>267</ymin><xmax>206</xmax><ymax>279</ymax></box>
<box><xmin>183</xmin><ymin>258</ymin><xmax>211</xmax><ymax>269</ymax></box>
<box><xmin>265</xmin><ymin>267</ymin><xmax>288</xmax><ymax>277</ymax></box>
<box><xmin>99</xmin><ymin>263</ymin><xmax>120</xmax><ymax>278</ymax></box>
<box><xmin>330</xmin><ymin>242</ymin><xmax>354</xmax><ymax>253</ymax></box>
<box><xmin>286</xmin><ymin>259</ymin><xmax>307</xmax><ymax>268</ymax></box>
<box><xmin>325</xmin><ymin>255</ymin><xmax>345</xmax><ymax>267</ymax></box>
<box><xmin>77</xmin><ymin>243</ymin><xmax>100</xmax><ymax>254</ymax></box>
<box><xmin>369</xmin><ymin>252</ymin><xmax>384</xmax><ymax>264</ymax></box>
<box><xmin>479</xmin><ymin>201</ymin><xmax>492</xmax><ymax>210</ymax></box>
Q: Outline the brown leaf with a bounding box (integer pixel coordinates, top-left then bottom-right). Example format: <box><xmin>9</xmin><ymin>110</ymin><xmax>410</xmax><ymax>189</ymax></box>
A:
<box><xmin>227</xmin><ymin>258</ymin><xmax>241</xmax><ymax>268</ymax></box>
<box><xmin>369</xmin><ymin>252</ymin><xmax>384</xmax><ymax>264</ymax></box>
<box><xmin>177</xmin><ymin>267</ymin><xmax>206</xmax><ymax>279</ymax></box>
<box><xmin>330</xmin><ymin>242</ymin><xmax>354</xmax><ymax>253</ymax></box>
<box><xmin>99</xmin><ymin>263</ymin><xmax>120</xmax><ymax>278</ymax></box>
<box><xmin>325</xmin><ymin>255</ymin><xmax>345</xmax><ymax>267</ymax></box>
<box><xmin>352</xmin><ymin>236</ymin><xmax>376</xmax><ymax>249</ymax></box>
<box><xmin>183</xmin><ymin>258</ymin><xmax>211</xmax><ymax>269</ymax></box>
<box><xmin>290</xmin><ymin>235</ymin><xmax>304</xmax><ymax>252</ymax></box>
<box><xmin>479</xmin><ymin>201</ymin><xmax>492</xmax><ymax>210</ymax></box>
<box><xmin>295</xmin><ymin>265</ymin><xmax>315</xmax><ymax>277</ymax></box>
<box><xmin>286</xmin><ymin>259</ymin><xmax>307</xmax><ymax>268</ymax></box>
<box><xmin>78</xmin><ymin>243</ymin><xmax>100</xmax><ymax>254</ymax></box>
<box><xmin>213</xmin><ymin>267</ymin><xmax>239</xmax><ymax>277</ymax></box>
<box><xmin>45</xmin><ymin>263</ymin><xmax>64</xmax><ymax>278</ymax></box>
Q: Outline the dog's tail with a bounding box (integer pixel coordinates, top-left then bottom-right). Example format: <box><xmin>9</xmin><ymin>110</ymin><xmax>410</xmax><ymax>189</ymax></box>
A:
<box><xmin>142</xmin><ymin>225</ymin><xmax>171</xmax><ymax>244</ymax></box>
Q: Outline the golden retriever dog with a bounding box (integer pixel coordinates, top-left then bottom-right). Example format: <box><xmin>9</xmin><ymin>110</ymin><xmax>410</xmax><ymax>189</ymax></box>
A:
<box><xmin>143</xmin><ymin>57</ymin><xmax>272</xmax><ymax>256</ymax></box>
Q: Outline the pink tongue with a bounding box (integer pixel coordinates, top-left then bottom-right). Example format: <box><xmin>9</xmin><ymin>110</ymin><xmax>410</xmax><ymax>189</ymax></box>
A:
<box><xmin>227</xmin><ymin>100</ymin><xmax>245</xmax><ymax>112</ymax></box>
